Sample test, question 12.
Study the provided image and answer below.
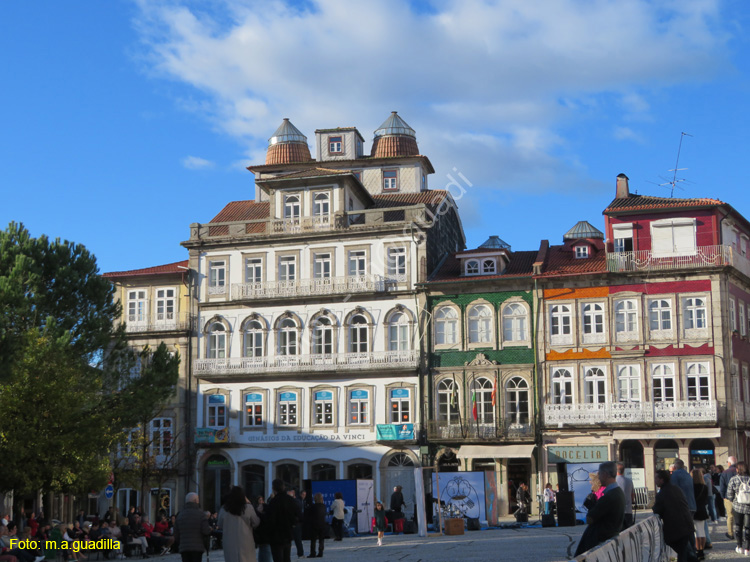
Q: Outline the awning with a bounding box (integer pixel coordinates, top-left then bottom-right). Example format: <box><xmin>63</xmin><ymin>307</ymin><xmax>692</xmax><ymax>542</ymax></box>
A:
<box><xmin>456</xmin><ymin>444</ymin><xmax>535</xmax><ymax>459</ymax></box>
<box><xmin>612</xmin><ymin>428</ymin><xmax>721</xmax><ymax>440</ymax></box>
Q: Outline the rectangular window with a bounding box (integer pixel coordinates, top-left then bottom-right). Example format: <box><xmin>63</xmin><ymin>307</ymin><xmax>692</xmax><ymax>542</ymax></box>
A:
<box><xmin>744</xmin><ymin>365</ymin><xmax>750</xmax><ymax>403</ymax></box>
<box><xmin>278</xmin><ymin>256</ymin><xmax>296</xmax><ymax>282</ymax></box>
<box><xmin>245</xmin><ymin>258</ymin><xmax>263</xmax><ymax>283</ymax></box>
<box><xmin>730</xmin><ymin>298</ymin><xmax>737</xmax><ymax>332</ymax></box>
<box><xmin>127</xmin><ymin>290</ymin><xmax>147</xmax><ymax>323</ymax></box>
<box><xmin>348</xmin><ymin>250</ymin><xmax>367</xmax><ymax>276</ymax></box>
<box><xmin>312</xmin><ymin>192</ymin><xmax>330</xmax><ymax>219</ymax></box>
<box><xmin>617</xmin><ymin>365</ymin><xmax>641</xmax><ymax>402</ymax></box>
<box><xmin>278</xmin><ymin>392</ymin><xmax>298</xmax><ymax>426</ymax></box>
<box><xmin>383</xmin><ymin>169</ymin><xmax>398</xmax><ymax>191</ymax></box>
<box><xmin>314</xmin><ymin>391</ymin><xmax>334</xmax><ymax>425</ymax></box>
<box><xmin>582</xmin><ymin>302</ymin><xmax>605</xmax><ymax>343</ymax></box>
<box><xmin>584</xmin><ymin>367</ymin><xmax>606</xmax><ymax>404</ymax></box>
<box><xmin>207</xmin><ymin>395</ymin><xmax>227</xmax><ymax>428</ymax></box>
<box><xmin>328</xmin><ymin>136</ymin><xmax>343</xmax><ymax>153</ymax></box>
<box><xmin>741</xmin><ymin>303</ymin><xmax>747</xmax><ymax>336</ymax></box>
<box><xmin>648</xmin><ymin>299</ymin><xmax>672</xmax><ymax>334</ymax></box>
<box><xmin>245</xmin><ymin>393</ymin><xmax>264</xmax><ymax>427</ymax></box>
<box><xmin>151</xmin><ymin>418</ymin><xmax>172</xmax><ymax>457</ymax></box>
<box><xmin>208</xmin><ymin>260</ymin><xmax>226</xmax><ymax>293</ymax></box>
<box><xmin>349</xmin><ymin>389</ymin><xmax>369</xmax><ymax>425</ymax></box>
<box><xmin>615</xmin><ymin>299</ymin><xmax>638</xmax><ymax>341</ymax></box>
<box><xmin>313</xmin><ymin>253</ymin><xmax>332</xmax><ymax>279</ymax></box>
<box><xmin>387</xmin><ymin>247</ymin><xmax>407</xmax><ymax>278</ymax></box>
<box><xmin>155</xmin><ymin>289</ymin><xmax>175</xmax><ymax>322</ymax></box>
<box><xmin>390</xmin><ymin>389</ymin><xmax>411</xmax><ymax>423</ymax></box>
<box><xmin>575</xmin><ymin>246</ymin><xmax>589</xmax><ymax>259</ymax></box>
<box><xmin>683</xmin><ymin>297</ymin><xmax>707</xmax><ymax>332</ymax></box>
<box><xmin>651</xmin><ymin>364</ymin><xmax>675</xmax><ymax>402</ymax></box>
<box><xmin>283</xmin><ymin>195</ymin><xmax>301</xmax><ymax>220</ymax></box>
<box><xmin>550</xmin><ymin>304</ymin><xmax>572</xmax><ymax>345</ymax></box>
<box><xmin>612</xmin><ymin>224</ymin><xmax>634</xmax><ymax>253</ymax></box>
<box><xmin>651</xmin><ymin>218</ymin><xmax>696</xmax><ymax>257</ymax></box>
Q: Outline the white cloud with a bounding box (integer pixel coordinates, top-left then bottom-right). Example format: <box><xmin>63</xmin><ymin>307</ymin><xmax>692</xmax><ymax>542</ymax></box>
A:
<box><xmin>182</xmin><ymin>155</ymin><xmax>215</xmax><ymax>169</ymax></box>
<box><xmin>613</xmin><ymin>127</ymin><xmax>644</xmax><ymax>143</ymax></box>
<box><xmin>134</xmin><ymin>0</ymin><xmax>729</xmax><ymax>193</ymax></box>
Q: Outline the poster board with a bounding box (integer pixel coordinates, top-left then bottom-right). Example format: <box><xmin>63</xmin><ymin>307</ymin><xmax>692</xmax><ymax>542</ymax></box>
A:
<box><xmin>565</xmin><ymin>462</ymin><xmax>600</xmax><ymax>522</ymax></box>
<box><xmin>432</xmin><ymin>471</ymin><xmax>486</xmax><ymax>521</ymax></box>
<box><xmin>310</xmin><ymin>479</ymin><xmax>374</xmax><ymax>534</ymax></box>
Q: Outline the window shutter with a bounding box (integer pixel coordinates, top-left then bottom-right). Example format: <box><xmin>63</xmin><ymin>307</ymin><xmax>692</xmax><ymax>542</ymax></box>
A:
<box><xmin>651</xmin><ymin>225</ymin><xmax>672</xmax><ymax>257</ymax></box>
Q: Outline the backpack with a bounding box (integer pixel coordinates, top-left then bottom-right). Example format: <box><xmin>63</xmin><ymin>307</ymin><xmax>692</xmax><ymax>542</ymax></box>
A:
<box><xmin>737</xmin><ymin>479</ymin><xmax>750</xmax><ymax>504</ymax></box>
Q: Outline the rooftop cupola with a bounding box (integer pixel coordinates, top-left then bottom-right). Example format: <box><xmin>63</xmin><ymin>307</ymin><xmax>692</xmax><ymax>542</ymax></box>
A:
<box><xmin>370</xmin><ymin>111</ymin><xmax>419</xmax><ymax>158</ymax></box>
<box><xmin>265</xmin><ymin>118</ymin><xmax>312</xmax><ymax>165</ymax></box>
<box><xmin>563</xmin><ymin>221</ymin><xmax>604</xmax><ymax>241</ymax></box>
<box><xmin>479</xmin><ymin>235</ymin><xmax>511</xmax><ymax>251</ymax></box>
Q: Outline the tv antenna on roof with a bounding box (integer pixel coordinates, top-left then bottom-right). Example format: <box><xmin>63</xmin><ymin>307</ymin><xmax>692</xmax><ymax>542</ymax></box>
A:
<box><xmin>659</xmin><ymin>132</ymin><xmax>692</xmax><ymax>198</ymax></box>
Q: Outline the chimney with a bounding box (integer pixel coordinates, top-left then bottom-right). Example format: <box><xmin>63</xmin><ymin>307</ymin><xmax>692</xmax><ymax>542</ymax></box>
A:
<box><xmin>616</xmin><ymin>173</ymin><xmax>630</xmax><ymax>199</ymax></box>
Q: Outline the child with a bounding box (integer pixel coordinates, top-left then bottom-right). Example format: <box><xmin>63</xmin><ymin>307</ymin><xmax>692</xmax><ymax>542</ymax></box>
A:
<box><xmin>374</xmin><ymin>502</ymin><xmax>387</xmax><ymax>546</ymax></box>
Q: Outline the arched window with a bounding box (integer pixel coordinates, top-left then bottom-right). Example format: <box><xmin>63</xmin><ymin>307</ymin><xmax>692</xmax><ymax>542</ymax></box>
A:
<box><xmin>388</xmin><ymin>453</ymin><xmax>415</xmax><ymax>467</ymax></box>
<box><xmin>649</xmin><ymin>299</ymin><xmax>672</xmax><ymax>331</ymax></box>
<box><xmin>506</xmin><ymin>377</ymin><xmax>529</xmax><ymax>425</ymax></box>
<box><xmin>468</xmin><ymin>304</ymin><xmax>493</xmax><ymax>344</ymax></box>
<box><xmin>502</xmin><ymin>303</ymin><xmax>527</xmax><ymax>342</ymax></box>
<box><xmin>437</xmin><ymin>379</ymin><xmax>460</xmax><ymax>422</ymax></box>
<box><xmin>551</xmin><ymin>368</ymin><xmax>573</xmax><ymax>404</ymax></box>
<box><xmin>388</xmin><ymin>312</ymin><xmax>410</xmax><ymax>351</ymax></box>
<box><xmin>284</xmin><ymin>195</ymin><xmax>300</xmax><ymax>220</ymax></box>
<box><xmin>278</xmin><ymin>318</ymin><xmax>298</xmax><ymax>356</ymax></box>
<box><xmin>482</xmin><ymin>259</ymin><xmax>496</xmax><ymax>274</ymax></box>
<box><xmin>435</xmin><ymin>307</ymin><xmax>459</xmax><ymax>345</ymax></box>
<box><xmin>313</xmin><ymin>192</ymin><xmax>330</xmax><ymax>217</ymax></box>
<box><xmin>465</xmin><ymin>260</ymin><xmax>479</xmax><ymax>275</ymax></box>
<box><xmin>349</xmin><ymin>315</ymin><xmax>369</xmax><ymax>353</ymax></box>
<box><xmin>471</xmin><ymin>377</ymin><xmax>494</xmax><ymax>424</ymax></box>
<box><xmin>686</xmin><ymin>362</ymin><xmax>710</xmax><ymax>401</ymax></box>
<box><xmin>584</xmin><ymin>367</ymin><xmax>606</xmax><ymax>404</ymax></box>
<box><xmin>312</xmin><ymin>317</ymin><xmax>333</xmax><ymax>355</ymax></box>
<box><xmin>311</xmin><ymin>462</ymin><xmax>336</xmax><ymax>481</ymax></box>
<box><xmin>652</xmin><ymin>364</ymin><xmax>675</xmax><ymax>402</ymax></box>
<box><xmin>207</xmin><ymin>322</ymin><xmax>226</xmax><ymax>359</ymax></box>
<box><xmin>244</xmin><ymin>320</ymin><xmax>264</xmax><ymax>358</ymax></box>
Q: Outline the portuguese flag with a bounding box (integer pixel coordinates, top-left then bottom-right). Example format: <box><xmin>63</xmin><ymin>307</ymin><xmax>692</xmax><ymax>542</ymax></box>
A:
<box><xmin>472</xmin><ymin>389</ymin><xmax>477</xmax><ymax>421</ymax></box>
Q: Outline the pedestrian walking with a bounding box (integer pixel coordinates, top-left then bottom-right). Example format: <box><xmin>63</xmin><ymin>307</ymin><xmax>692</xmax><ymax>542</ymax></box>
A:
<box><xmin>307</xmin><ymin>493</ymin><xmax>326</xmax><ymax>558</ymax></box>
<box><xmin>174</xmin><ymin>493</ymin><xmax>211</xmax><ymax>562</ymax></box>
<box><xmin>726</xmin><ymin>460</ymin><xmax>750</xmax><ymax>555</ymax></box>
<box><xmin>217</xmin><ymin>486</ymin><xmax>260</xmax><ymax>562</ymax></box>
<box><xmin>652</xmin><ymin>470</ymin><xmax>694</xmax><ymax>562</ymax></box>
<box><xmin>721</xmin><ymin>456</ymin><xmax>739</xmax><ymax>539</ymax></box>
<box><xmin>330</xmin><ymin>493</ymin><xmax>345</xmax><ymax>542</ymax></box>
<box><xmin>373</xmin><ymin>502</ymin><xmax>387</xmax><ymax>547</ymax></box>
<box><xmin>691</xmin><ymin>468</ymin><xmax>709</xmax><ymax>560</ymax></box>
<box><xmin>266</xmin><ymin>479</ymin><xmax>301</xmax><ymax>562</ymax></box>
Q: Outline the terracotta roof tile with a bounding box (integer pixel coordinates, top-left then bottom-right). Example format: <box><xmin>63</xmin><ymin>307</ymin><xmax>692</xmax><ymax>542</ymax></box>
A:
<box><xmin>427</xmin><ymin>250</ymin><xmax>536</xmax><ymax>283</ymax></box>
<box><xmin>263</xmin><ymin>168</ymin><xmax>354</xmax><ymax>181</ymax></box>
<box><xmin>103</xmin><ymin>260</ymin><xmax>188</xmax><ymax>279</ymax></box>
<box><xmin>604</xmin><ymin>194</ymin><xmax>724</xmax><ymax>213</ymax></box>
<box><xmin>372</xmin><ymin>190</ymin><xmax>452</xmax><ymax>210</ymax></box>
<box><xmin>537</xmin><ymin>244</ymin><xmax>607</xmax><ymax>277</ymax></box>
<box><xmin>210</xmin><ymin>201</ymin><xmax>270</xmax><ymax>223</ymax></box>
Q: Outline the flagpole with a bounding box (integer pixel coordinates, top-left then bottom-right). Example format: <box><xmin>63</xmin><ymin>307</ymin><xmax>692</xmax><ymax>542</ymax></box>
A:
<box><xmin>473</xmin><ymin>371</ymin><xmax>479</xmax><ymax>437</ymax></box>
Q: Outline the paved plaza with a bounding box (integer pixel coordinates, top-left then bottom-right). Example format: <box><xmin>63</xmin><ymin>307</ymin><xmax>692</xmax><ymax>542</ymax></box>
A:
<box><xmin>150</xmin><ymin>517</ymin><xmax>746</xmax><ymax>562</ymax></box>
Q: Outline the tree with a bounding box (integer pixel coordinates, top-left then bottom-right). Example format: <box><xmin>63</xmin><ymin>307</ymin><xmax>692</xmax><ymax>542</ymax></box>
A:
<box><xmin>0</xmin><ymin>222</ymin><xmax>180</xmax><ymax>495</ymax></box>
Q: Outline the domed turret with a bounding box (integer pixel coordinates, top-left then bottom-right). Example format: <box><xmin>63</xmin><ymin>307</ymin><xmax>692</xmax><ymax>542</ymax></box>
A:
<box><xmin>265</xmin><ymin>118</ymin><xmax>312</xmax><ymax>165</ymax></box>
<box><xmin>563</xmin><ymin>221</ymin><xmax>604</xmax><ymax>240</ymax></box>
<box><xmin>370</xmin><ymin>111</ymin><xmax>419</xmax><ymax>158</ymax></box>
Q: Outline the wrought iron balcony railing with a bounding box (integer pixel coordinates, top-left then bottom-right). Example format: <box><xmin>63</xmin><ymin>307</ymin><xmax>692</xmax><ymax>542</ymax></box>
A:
<box><xmin>544</xmin><ymin>400</ymin><xmax>717</xmax><ymax>425</ymax></box>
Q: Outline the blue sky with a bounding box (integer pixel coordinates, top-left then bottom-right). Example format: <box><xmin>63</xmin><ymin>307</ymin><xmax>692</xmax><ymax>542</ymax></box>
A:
<box><xmin>2</xmin><ymin>0</ymin><xmax>750</xmax><ymax>274</ymax></box>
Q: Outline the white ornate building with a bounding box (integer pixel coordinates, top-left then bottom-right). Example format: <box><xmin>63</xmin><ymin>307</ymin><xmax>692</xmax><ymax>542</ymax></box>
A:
<box><xmin>182</xmin><ymin>113</ymin><xmax>465</xmax><ymax>512</ymax></box>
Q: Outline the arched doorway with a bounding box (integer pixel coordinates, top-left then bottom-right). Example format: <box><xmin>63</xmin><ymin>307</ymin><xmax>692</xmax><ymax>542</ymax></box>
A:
<box><xmin>242</xmin><ymin>464</ymin><xmax>266</xmax><ymax>503</ymax></box>
<box><xmin>382</xmin><ymin>451</ymin><xmax>417</xmax><ymax>518</ymax></box>
<box><xmin>276</xmin><ymin>463</ymin><xmax>301</xmax><ymax>492</ymax></box>
<box><xmin>203</xmin><ymin>454</ymin><xmax>231</xmax><ymax>513</ymax></box>
<box><xmin>654</xmin><ymin>439</ymin><xmax>679</xmax><ymax>472</ymax></box>
<box><xmin>690</xmin><ymin>439</ymin><xmax>716</xmax><ymax>470</ymax></box>
<box><xmin>620</xmin><ymin>440</ymin><xmax>644</xmax><ymax>468</ymax></box>
<box><xmin>347</xmin><ymin>463</ymin><xmax>373</xmax><ymax>480</ymax></box>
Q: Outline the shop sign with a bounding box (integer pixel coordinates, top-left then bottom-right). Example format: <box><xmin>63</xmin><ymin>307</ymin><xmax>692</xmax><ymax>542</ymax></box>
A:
<box><xmin>376</xmin><ymin>423</ymin><xmax>415</xmax><ymax>440</ymax></box>
<box><xmin>547</xmin><ymin>445</ymin><xmax>608</xmax><ymax>464</ymax></box>
<box><xmin>195</xmin><ymin>427</ymin><xmax>229</xmax><ymax>444</ymax></box>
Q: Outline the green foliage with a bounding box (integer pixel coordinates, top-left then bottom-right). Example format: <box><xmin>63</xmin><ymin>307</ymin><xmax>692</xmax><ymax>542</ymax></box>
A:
<box><xmin>0</xmin><ymin>222</ymin><xmax>180</xmax><ymax>494</ymax></box>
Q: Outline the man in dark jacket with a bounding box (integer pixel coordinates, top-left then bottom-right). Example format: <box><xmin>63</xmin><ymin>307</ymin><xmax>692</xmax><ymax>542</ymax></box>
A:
<box><xmin>174</xmin><ymin>492</ymin><xmax>211</xmax><ymax>562</ymax></box>
<box><xmin>266</xmin><ymin>479</ymin><xmax>301</xmax><ymax>562</ymax></box>
<box><xmin>653</xmin><ymin>469</ymin><xmax>695</xmax><ymax>562</ymax></box>
<box><xmin>721</xmin><ymin>456</ymin><xmax>739</xmax><ymax>539</ymax></box>
<box><xmin>574</xmin><ymin>462</ymin><xmax>626</xmax><ymax>556</ymax></box>
<box><xmin>390</xmin><ymin>486</ymin><xmax>405</xmax><ymax>514</ymax></box>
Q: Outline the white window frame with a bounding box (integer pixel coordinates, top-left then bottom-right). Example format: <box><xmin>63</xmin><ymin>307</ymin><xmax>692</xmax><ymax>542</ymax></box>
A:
<box><xmin>348</xmin><ymin>389</ymin><xmax>369</xmax><ymax>426</ymax></box>
<box><xmin>207</xmin><ymin>394</ymin><xmax>227</xmax><ymax>428</ymax></box>
<box><xmin>744</xmin><ymin>364</ymin><xmax>750</xmax><ymax>404</ymax></box>
<box><xmin>386</xmin><ymin>247</ymin><xmax>407</xmax><ymax>280</ymax></box>
<box><xmin>388</xmin><ymin>312</ymin><xmax>410</xmax><ymax>351</ymax></box>
<box><xmin>245</xmin><ymin>257</ymin><xmax>263</xmax><ymax>284</ymax></box>
<box><xmin>651</xmin><ymin>363</ymin><xmax>676</xmax><ymax>402</ymax></box>
<box><xmin>283</xmin><ymin>194</ymin><xmax>301</xmax><ymax>221</ymax></box>
<box><xmin>313</xmin><ymin>390</ymin><xmax>335</xmax><ymax>426</ymax></box>
<box><xmin>575</xmin><ymin>246</ymin><xmax>589</xmax><ymax>259</ymax></box>
<box><xmin>648</xmin><ymin>298</ymin><xmax>673</xmax><ymax>340</ymax></box>
<box><xmin>328</xmin><ymin>136</ymin><xmax>343</xmax><ymax>154</ymax></box>
<box><xmin>151</xmin><ymin>418</ymin><xmax>173</xmax><ymax>458</ymax></box>
<box><xmin>278</xmin><ymin>391</ymin><xmax>299</xmax><ymax>427</ymax></box>
<box><xmin>471</xmin><ymin>377</ymin><xmax>495</xmax><ymax>424</ymax></box>
<box><xmin>616</xmin><ymin>365</ymin><xmax>641</xmax><ymax>402</ymax></box>
<box><xmin>244</xmin><ymin>320</ymin><xmax>264</xmax><ymax>358</ymax></box>
<box><xmin>349</xmin><ymin>315</ymin><xmax>369</xmax><ymax>353</ymax></box>
<box><xmin>465</xmin><ymin>259</ymin><xmax>480</xmax><ymax>275</ymax></box>
<box><xmin>686</xmin><ymin>362</ymin><xmax>710</xmax><ymax>401</ymax></box>
<box><xmin>581</xmin><ymin>302</ymin><xmax>606</xmax><ymax>344</ymax></box>
<box><xmin>207</xmin><ymin>322</ymin><xmax>227</xmax><ymax>359</ymax></box>
<box><xmin>245</xmin><ymin>392</ymin><xmax>264</xmax><ymax>427</ymax></box>
<box><xmin>682</xmin><ymin>296</ymin><xmax>709</xmax><ymax>337</ymax></box>
<box><xmin>506</xmin><ymin>377</ymin><xmax>530</xmax><ymax>425</ymax></box>
<box><xmin>311</xmin><ymin>317</ymin><xmax>334</xmax><ymax>355</ymax></box>
<box><xmin>313</xmin><ymin>252</ymin><xmax>332</xmax><ymax>279</ymax></box>
<box><xmin>435</xmin><ymin>306</ymin><xmax>459</xmax><ymax>347</ymax></box>
<box><xmin>208</xmin><ymin>260</ymin><xmax>227</xmax><ymax>294</ymax></box>
<box><xmin>278</xmin><ymin>318</ymin><xmax>299</xmax><ymax>356</ymax></box>
<box><xmin>741</xmin><ymin>302</ymin><xmax>747</xmax><ymax>337</ymax></box>
<box><xmin>437</xmin><ymin>379</ymin><xmax>460</xmax><ymax>423</ymax></box>
<box><xmin>313</xmin><ymin>192</ymin><xmax>330</xmax><ymax>220</ymax></box>
<box><xmin>127</xmin><ymin>290</ymin><xmax>148</xmax><ymax>325</ymax></box>
<box><xmin>348</xmin><ymin>250</ymin><xmax>367</xmax><ymax>277</ymax></box>
<box><xmin>583</xmin><ymin>366</ymin><xmax>607</xmax><ymax>404</ymax></box>
<box><xmin>730</xmin><ymin>297</ymin><xmax>737</xmax><ymax>332</ymax></box>
<box><xmin>155</xmin><ymin>288</ymin><xmax>176</xmax><ymax>324</ymax></box>
<box><xmin>481</xmin><ymin>258</ymin><xmax>496</xmax><ymax>274</ymax></box>
<box><xmin>502</xmin><ymin>302</ymin><xmax>529</xmax><ymax>345</ymax></box>
<box><xmin>468</xmin><ymin>304</ymin><xmax>493</xmax><ymax>345</ymax></box>
<box><xmin>614</xmin><ymin>299</ymin><xmax>638</xmax><ymax>342</ymax></box>
<box><xmin>390</xmin><ymin>388</ymin><xmax>411</xmax><ymax>423</ymax></box>
<box><xmin>549</xmin><ymin>303</ymin><xmax>573</xmax><ymax>346</ymax></box>
<box><xmin>551</xmin><ymin>368</ymin><xmax>573</xmax><ymax>404</ymax></box>
<box><xmin>278</xmin><ymin>256</ymin><xmax>296</xmax><ymax>282</ymax></box>
<box><xmin>383</xmin><ymin>169</ymin><xmax>398</xmax><ymax>190</ymax></box>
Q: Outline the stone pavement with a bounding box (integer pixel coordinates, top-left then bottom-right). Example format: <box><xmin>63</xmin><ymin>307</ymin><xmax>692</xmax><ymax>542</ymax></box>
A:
<box><xmin>155</xmin><ymin>516</ymin><xmax>742</xmax><ymax>562</ymax></box>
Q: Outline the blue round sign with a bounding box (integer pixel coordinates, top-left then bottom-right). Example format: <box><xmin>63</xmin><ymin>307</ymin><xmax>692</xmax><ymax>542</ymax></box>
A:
<box><xmin>105</xmin><ymin>484</ymin><xmax>114</xmax><ymax>499</ymax></box>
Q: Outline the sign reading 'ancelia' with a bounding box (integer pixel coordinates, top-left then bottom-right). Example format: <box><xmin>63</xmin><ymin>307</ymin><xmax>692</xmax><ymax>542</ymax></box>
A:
<box><xmin>547</xmin><ymin>445</ymin><xmax>608</xmax><ymax>464</ymax></box>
